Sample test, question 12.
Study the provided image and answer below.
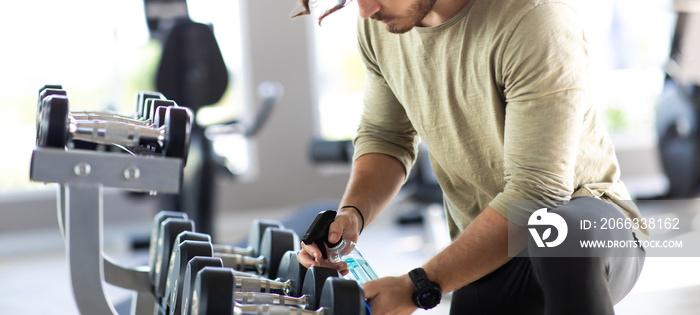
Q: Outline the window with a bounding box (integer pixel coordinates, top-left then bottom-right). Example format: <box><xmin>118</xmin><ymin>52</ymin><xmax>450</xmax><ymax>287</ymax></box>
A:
<box><xmin>0</xmin><ymin>0</ymin><xmax>244</xmax><ymax>193</ymax></box>
<box><xmin>311</xmin><ymin>3</ymin><xmax>365</xmax><ymax>141</ymax></box>
<box><xmin>570</xmin><ymin>0</ymin><xmax>675</xmax><ymax>142</ymax></box>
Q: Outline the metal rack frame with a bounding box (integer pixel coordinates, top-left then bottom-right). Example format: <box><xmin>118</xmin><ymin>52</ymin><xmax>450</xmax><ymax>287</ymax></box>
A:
<box><xmin>30</xmin><ymin>147</ymin><xmax>183</xmax><ymax>315</ymax></box>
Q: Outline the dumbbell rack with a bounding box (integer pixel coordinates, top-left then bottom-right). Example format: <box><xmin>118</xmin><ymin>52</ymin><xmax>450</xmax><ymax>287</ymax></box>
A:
<box><xmin>30</xmin><ymin>147</ymin><xmax>183</xmax><ymax>315</ymax></box>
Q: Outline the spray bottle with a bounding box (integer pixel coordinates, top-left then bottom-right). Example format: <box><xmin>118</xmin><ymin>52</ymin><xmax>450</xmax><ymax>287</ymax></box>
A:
<box><xmin>301</xmin><ymin>210</ymin><xmax>379</xmax><ymax>286</ymax></box>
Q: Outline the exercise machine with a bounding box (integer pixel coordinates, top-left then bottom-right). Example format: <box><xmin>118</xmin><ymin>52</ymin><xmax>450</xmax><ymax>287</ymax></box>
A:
<box><xmin>656</xmin><ymin>0</ymin><xmax>700</xmax><ymax>197</ymax></box>
<box><xmin>144</xmin><ymin>0</ymin><xmax>283</xmax><ymax>238</ymax></box>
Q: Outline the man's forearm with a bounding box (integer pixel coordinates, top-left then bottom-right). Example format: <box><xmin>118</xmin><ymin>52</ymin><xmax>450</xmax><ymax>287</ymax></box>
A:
<box><xmin>339</xmin><ymin>153</ymin><xmax>407</xmax><ymax>228</ymax></box>
<box><xmin>422</xmin><ymin>206</ymin><xmax>528</xmax><ymax>293</ymax></box>
<box><xmin>298</xmin><ymin>153</ymin><xmax>406</xmax><ymax>267</ymax></box>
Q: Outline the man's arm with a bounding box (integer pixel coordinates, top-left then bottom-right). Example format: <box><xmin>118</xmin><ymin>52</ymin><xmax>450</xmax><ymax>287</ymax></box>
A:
<box><xmin>363</xmin><ymin>206</ymin><xmax>528</xmax><ymax>314</ymax></box>
<box><xmin>423</xmin><ymin>206</ymin><xmax>528</xmax><ymax>292</ymax></box>
<box><xmin>297</xmin><ymin>153</ymin><xmax>407</xmax><ymax>268</ymax></box>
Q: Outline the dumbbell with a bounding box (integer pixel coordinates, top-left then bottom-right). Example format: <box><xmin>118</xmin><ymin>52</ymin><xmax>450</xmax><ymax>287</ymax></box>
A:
<box><xmin>135</xmin><ymin>91</ymin><xmax>167</xmax><ymax>121</ymax></box>
<box><xmin>167</xmin><ymin>253</ymin><xmax>322</xmax><ymax>315</ymax></box>
<box><xmin>148</xmin><ymin>209</ymin><xmax>285</xmax><ymax>274</ymax></box>
<box><xmin>276</xmin><ymin>250</ymin><xmax>308</xmax><ymax>295</ymax></box>
<box><xmin>211</xmin><ymin>218</ymin><xmax>288</xmax><ymax>258</ymax></box>
<box><xmin>212</xmin><ymin>227</ymin><xmax>298</xmax><ymax>278</ymax></box>
<box><xmin>146</xmin><ymin>99</ymin><xmax>179</xmax><ymax>127</ymax></box>
<box><xmin>179</xmin><ymin>265</ymin><xmax>339</xmax><ymax>315</ymax></box>
<box><xmin>151</xmin><ymin>217</ymin><xmax>195</xmax><ymax>299</ymax></box>
<box><xmin>134</xmin><ymin>91</ymin><xmax>187</xmax><ymax>128</ymax></box>
<box><xmin>152</xmin><ymin>218</ymin><xmax>292</xmax><ymax>299</ymax></box>
<box><xmin>160</xmin><ymin>228</ymin><xmax>298</xmax><ymax>310</ymax></box>
<box><xmin>187</xmin><ymin>267</ymin><xmax>366</xmax><ymax>315</ymax></box>
<box><xmin>36</xmin><ymin>92</ymin><xmax>70</xmax><ymax>148</ymax></box>
<box><xmin>148</xmin><ymin>211</ymin><xmax>189</xmax><ymax>286</ymax></box>
<box><xmin>40</xmin><ymin>93</ymin><xmax>189</xmax><ymax>147</ymax></box>
<box><xmin>148</xmin><ymin>211</ymin><xmax>285</xmax><ymax>295</ymax></box>
<box><xmin>37</xmin><ymin>94</ymin><xmax>191</xmax><ymax>162</ymax></box>
<box><xmin>165</xmin><ymin>256</ymin><xmax>266</xmax><ymax>315</ymax></box>
<box><xmin>36</xmin><ymin>85</ymin><xmax>66</xmax><ymax>144</ymax></box>
<box><xmin>53</xmin><ymin>89</ymin><xmax>169</xmax><ymax>125</ymax></box>
<box><xmin>168</xmin><ymin>228</ymin><xmax>297</xmax><ymax>277</ymax></box>
<box><xmin>37</xmin><ymin>85</ymin><xmax>154</xmax><ymax>127</ymax></box>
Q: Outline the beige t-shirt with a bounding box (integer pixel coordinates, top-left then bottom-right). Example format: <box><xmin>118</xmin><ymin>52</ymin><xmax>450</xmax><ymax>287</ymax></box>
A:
<box><xmin>353</xmin><ymin>0</ymin><xmax>646</xmax><ymax>240</ymax></box>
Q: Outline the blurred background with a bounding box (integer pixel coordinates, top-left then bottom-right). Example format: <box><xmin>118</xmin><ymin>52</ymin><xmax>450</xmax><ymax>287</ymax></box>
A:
<box><xmin>0</xmin><ymin>0</ymin><xmax>698</xmax><ymax>314</ymax></box>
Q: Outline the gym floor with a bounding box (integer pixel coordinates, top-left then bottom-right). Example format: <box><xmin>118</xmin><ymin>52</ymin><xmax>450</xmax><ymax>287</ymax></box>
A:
<box><xmin>0</xmin><ymin>199</ymin><xmax>698</xmax><ymax>314</ymax></box>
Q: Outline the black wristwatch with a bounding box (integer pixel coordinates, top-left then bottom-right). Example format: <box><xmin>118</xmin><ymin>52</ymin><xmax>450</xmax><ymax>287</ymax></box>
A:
<box><xmin>409</xmin><ymin>267</ymin><xmax>442</xmax><ymax>310</ymax></box>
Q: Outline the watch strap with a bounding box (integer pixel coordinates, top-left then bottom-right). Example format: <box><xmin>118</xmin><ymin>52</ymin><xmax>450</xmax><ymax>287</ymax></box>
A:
<box><xmin>409</xmin><ymin>267</ymin><xmax>429</xmax><ymax>289</ymax></box>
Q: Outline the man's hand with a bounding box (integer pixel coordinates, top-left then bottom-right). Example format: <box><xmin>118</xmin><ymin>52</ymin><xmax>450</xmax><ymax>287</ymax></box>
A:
<box><xmin>298</xmin><ymin>241</ymin><xmax>349</xmax><ymax>274</ymax></box>
<box><xmin>297</xmin><ymin>153</ymin><xmax>407</xmax><ymax>275</ymax></box>
<box><xmin>297</xmin><ymin>207</ymin><xmax>363</xmax><ymax>275</ymax></box>
<box><xmin>364</xmin><ymin>275</ymin><xmax>417</xmax><ymax>315</ymax></box>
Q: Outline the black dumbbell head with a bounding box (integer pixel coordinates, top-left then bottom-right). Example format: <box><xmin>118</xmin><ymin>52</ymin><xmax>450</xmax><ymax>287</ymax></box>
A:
<box><xmin>301</xmin><ymin>266</ymin><xmax>340</xmax><ymax>309</ymax></box>
<box><xmin>259</xmin><ymin>228</ymin><xmax>298</xmax><ymax>280</ymax></box>
<box><xmin>247</xmin><ymin>219</ymin><xmax>285</xmax><ymax>257</ymax></box>
<box><xmin>38</xmin><ymin>87</ymin><xmax>66</xmax><ymax>105</ymax></box>
<box><xmin>164</xmin><ymin>240</ymin><xmax>214</xmax><ymax>315</ymax></box>
<box><xmin>180</xmin><ymin>257</ymin><xmax>224</xmax><ymax>315</ymax></box>
<box><xmin>172</xmin><ymin>230</ymin><xmax>211</xmax><ymax>247</ymax></box>
<box><xmin>276</xmin><ymin>250</ymin><xmax>308</xmax><ymax>296</ymax></box>
<box><xmin>155</xmin><ymin>106</ymin><xmax>168</xmax><ymax>128</ymax></box>
<box><xmin>39</xmin><ymin>95</ymin><xmax>69</xmax><ymax>148</ymax></box>
<box><xmin>190</xmin><ymin>267</ymin><xmax>235</xmax><ymax>315</ymax></box>
<box><xmin>319</xmin><ymin>277</ymin><xmax>367</xmax><ymax>315</ymax></box>
<box><xmin>150</xmin><ymin>99</ymin><xmax>177</xmax><ymax>124</ymax></box>
<box><xmin>154</xmin><ymin>99</ymin><xmax>179</xmax><ymax>128</ymax></box>
<box><xmin>36</xmin><ymin>86</ymin><xmax>66</xmax><ymax>144</ymax></box>
<box><xmin>153</xmin><ymin>218</ymin><xmax>195</xmax><ymax>298</ymax></box>
<box><xmin>149</xmin><ymin>211</ymin><xmax>188</xmax><ymax>284</ymax></box>
<box><xmin>163</xmin><ymin>107</ymin><xmax>192</xmax><ymax>166</ymax></box>
<box><xmin>38</xmin><ymin>86</ymin><xmax>66</xmax><ymax>109</ymax></box>
<box><xmin>135</xmin><ymin>91</ymin><xmax>165</xmax><ymax>119</ymax></box>
<box><xmin>38</xmin><ymin>84</ymin><xmax>63</xmax><ymax>95</ymax></box>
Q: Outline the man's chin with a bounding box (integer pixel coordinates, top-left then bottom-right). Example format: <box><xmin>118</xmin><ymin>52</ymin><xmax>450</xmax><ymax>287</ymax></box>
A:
<box><xmin>385</xmin><ymin>22</ymin><xmax>415</xmax><ymax>34</ymax></box>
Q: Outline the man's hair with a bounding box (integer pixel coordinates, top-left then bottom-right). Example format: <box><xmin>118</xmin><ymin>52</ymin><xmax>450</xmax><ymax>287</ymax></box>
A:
<box><xmin>292</xmin><ymin>0</ymin><xmax>351</xmax><ymax>25</ymax></box>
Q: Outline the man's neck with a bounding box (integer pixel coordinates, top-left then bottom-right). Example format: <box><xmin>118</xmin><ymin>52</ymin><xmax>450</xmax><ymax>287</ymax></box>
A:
<box><xmin>419</xmin><ymin>0</ymin><xmax>471</xmax><ymax>28</ymax></box>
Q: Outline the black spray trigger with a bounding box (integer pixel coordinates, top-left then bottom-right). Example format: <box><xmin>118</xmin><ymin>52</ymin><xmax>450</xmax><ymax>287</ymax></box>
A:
<box><xmin>315</xmin><ymin>239</ymin><xmax>328</xmax><ymax>260</ymax></box>
<box><xmin>302</xmin><ymin>210</ymin><xmax>339</xmax><ymax>260</ymax></box>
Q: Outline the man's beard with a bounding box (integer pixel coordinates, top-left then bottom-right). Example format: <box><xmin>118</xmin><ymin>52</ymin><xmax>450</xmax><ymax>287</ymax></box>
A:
<box><xmin>372</xmin><ymin>0</ymin><xmax>437</xmax><ymax>34</ymax></box>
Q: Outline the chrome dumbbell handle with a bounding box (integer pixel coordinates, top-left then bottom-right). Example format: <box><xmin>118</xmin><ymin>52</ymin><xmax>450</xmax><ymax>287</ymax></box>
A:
<box><xmin>235</xmin><ymin>292</ymin><xmax>311</xmax><ymax>309</ymax></box>
<box><xmin>214</xmin><ymin>244</ymin><xmax>255</xmax><ymax>257</ymax></box>
<box><xmin>234</xmin><ymin>304</ymin><xmax>326</xmax><ymax>315</ymax></box>
<box><xmin>228</xmin><ymin>269</ymin><xmax>269</xmax><ymax>280</ymax></box>
<box><xmin>235</xmin><ymin>277</ymin><xmax>292</xmax><ymax>295</ymax></box>
<box><xmin>71</xmin><ymin>112</ymin><xmax>152</xmax><ymax>126</ymax></box>
<box><xmin>218</xmin><ymin>253</ymin><xmax>266</xmax><ymax>275</ymax></box>
<box><xmin>69</xmin><ymin>118</ymin><xmax>164</xmax><ymax>148</ymax></box>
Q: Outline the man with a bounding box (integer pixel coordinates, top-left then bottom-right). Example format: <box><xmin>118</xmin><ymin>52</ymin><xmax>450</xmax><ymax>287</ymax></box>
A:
<box><xmin>293</xmin><ymin>0</ymin><xmax>647</xmax><ymax>314</ymax></box>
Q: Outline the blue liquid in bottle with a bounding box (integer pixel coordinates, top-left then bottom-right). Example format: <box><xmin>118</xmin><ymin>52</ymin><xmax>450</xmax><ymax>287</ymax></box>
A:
<box><xmin>328</xmin><ymin>239</ymin><xmax>379</xmax><ymax>286</ymax></box>
<box><xmin>344</xmin><ymin>257</ymin><xmax>379</xmax><ymax>286</ymax></box>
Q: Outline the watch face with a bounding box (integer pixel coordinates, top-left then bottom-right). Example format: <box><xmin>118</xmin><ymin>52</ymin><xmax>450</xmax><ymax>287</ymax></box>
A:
<box><xmin>418</xmin><ymin>287</ymin><xmax>442</xmax><ymax>308</ymax></box>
